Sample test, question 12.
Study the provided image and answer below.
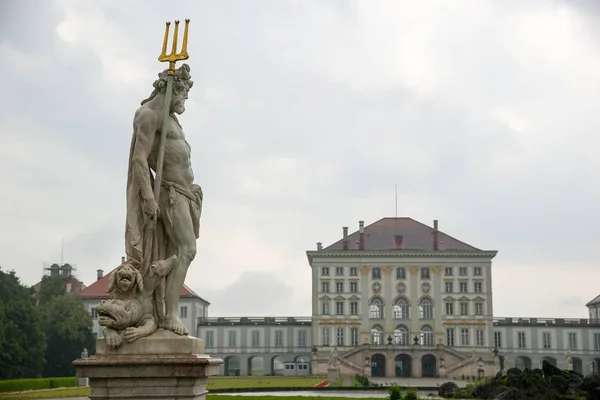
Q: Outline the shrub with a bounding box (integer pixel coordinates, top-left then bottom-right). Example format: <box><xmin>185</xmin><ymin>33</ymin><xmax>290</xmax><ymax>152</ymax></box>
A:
<box><xmin>388</xmin><ymin>384</ymin><xmax>402</xmax><ymax>400</ymax></box>
<box><xmin>352</xmin><ymin>374</ymin><xmax>370</xmax><ymax>387</ymax></box>
<box><xmin>0</xmin><ymin>377</ymin><xmax>79</xmax><ymax>393</ymax></box>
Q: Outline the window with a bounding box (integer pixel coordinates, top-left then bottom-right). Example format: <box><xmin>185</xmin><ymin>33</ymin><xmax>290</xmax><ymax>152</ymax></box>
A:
<box><xmin>394</xmin><ymin>325</ymin><xmax>409</xmax><ymax>345</ymax></box>
<box><xmin>180</xmin><ymin>306</ymin><xmax>188</xmax><ymax>318</ymax></box>
<box><xmin>422</xmin><ymin>325</ymin><xmax>434</xmax><ymax>347</ymax></box>
<box><xmin>351</xmin><ymin>328</ymin><xmax>359</xmax><ymax>346</ymax></box>
<box><xmin>459</xmin><ymin>282</ymin><xmax>468</xmax><ymax>293</ymax></box>
<box><xmin>322</xmin><ymin>267</ymin><xmax>330</xmax><ymax>276</ymax></box>
<box><xmin>447</xmin><ymin>328</ymin><xmax>455</xmax><ymax>346</ymax></box>
<box><xmin>394</xmin><ymin>298</ymin><xmax>409</xmax><ymax>319</ymax></box>
<box><xmin>460</xmin><ymin>302</ymin><xmax>469</xmax><ymax>316</ymax></box>
<box><xmin>445</xmin><ymin>302</ymin><xmax>454</xmax><ymax>315</ymax></box>
<box><xmin>350</xmin><ymin>302</ymin><xmax>358</xmax><ymax>315</ymax></box>
<box><xmin>461</xmin><ymin>328</ymin><xmax>469</xmax><ymax>346</ymax></box>
<box><xmin>476</xmin><ymin>329</ymin><xmax>484</xmax><ymax>346</ymax></box>
<box><xmin>543</xmin><ymin>332</ymin><xmax>551</xmax><ymax>349</ymax></box>
<box><xmin>335</xmin><ymin>267</ymin><xmax>344</xmax><ymax>276</ymax></box>
<box><xmin>336</xmin><ymin>282</ymin><xmax>344</xmax><ymax>293</ymax></box>
<box><xmin>275</xmin><ymin>330</ymin><xmax>283</xmax><ymax>347</ymax></box>
<box><xmin>459</xmin><ymin>267</ymin><xmax>467</xmax><ymax>276</ymax></box>
<box><xmin>336</xmin><ymin>301</ymin><xmax>344</xmax><ymax>315</ymax></box>
<box><xmin>336</xmin><ymin>328</ymin><xmax>344</xmax><ymax>346</ymax></box>
<box><xmin>228</xmin><ymin>330</ymin><xmax>237</xmax><ymax>347</ymax></box>
<box><xmin>569</xmin><ymin>332</ymin><xmax>578</xmax><ymax>350</ymax></box>
<box><xmin>419</xmin><ymin>298</ymin><xmax>433</xmax><ymax>319</ymax></box>
<box><xmin>594</xmin><ymin>333</ymin><xmax>600</xmax><ymax>351</ymax></box>
<box><xmin>205</xmin><ymin>331</ymin><xmax>214</xmax><ymax>347</ymax></box>
<box><xmin>350</xmin><ymin>282</ymin><xmax>358</xmax><ymax>292</ymax></box>
<box><xmin>371</xmin><ymin>325</ymin><xmax>383</xmax><ymax>345</ymax></box>
<box><xmin>475</xmin><ymin>302</ymin><xmax>483</xmax><ymax>316</ymax></box>
<box><xmin>444</xmin><ymin>267</ymin><xmax>453</xmax><ymax>276</ymax></box>
<box><xmin>252</xmin><ymin>330</ymin><xmax>260</xmax><ymax>347</ymax></box>
<box><xmin>474</xmin><ymin>282</ymin><xmax>482</xmax><ymax>293</ymax></box>
<box><xmin>474</xmin><ymin>267</ymin><xmax>482</xmax><ymax>276</ymax></box>
<box><xmin>494</xmin><ymin>332</ymin><xmax>502</xmax><ymax>348</ymax></box>
<box><xmin>372</xmin><ymin>268</ymin><xmax>381</xmax><ymax>280</ymax></box>
<box><xmin>321</xmin><ymin>282</ymin><xmax>330</xmax><ymax>292</ymax></box>
<box><xmin>396</xmin><ymin>267</ymin><xmax>406</xmax><ymax>279</ymax></box>
<box><xmin>445</xmin><ymin>282</ymin><xmax>453</xmax><ymax>293</ymax></box>
<box><xmin>298</xmin><ymin>330</ymin><xmax>307</xmax><ymax>347</ymax></box>
<box><xmin>321</xmin><ymin>301</ymin><xmax>330</xmax><ymax>315</ymax></box>
<box><xmin>350</xmin><ymin>267</ymin><xmax>358</xmax><ymax>276</ymax></box>
<box><xmin>322</xmin><ymin>328</ymin><xmax>330</xmax><ymax>346</ymax></box>
<box><xmin>517</xmin><ymin>332</ymin><xmax>526</xmax><ymax>349</ymax></box>
<box><xmin>370</xmin><ymin>298</ymin><xmax>384</xmax><ymax>319</ymax></box>
<box><xmin>91</xmin><ymin>307</ymin><xmax>98</xmax><ymax>319</ymax></box>
<box><xmin>421</xmin><ymin>268</ymin><xmax>431</xmax><ymax>279</ymax></box>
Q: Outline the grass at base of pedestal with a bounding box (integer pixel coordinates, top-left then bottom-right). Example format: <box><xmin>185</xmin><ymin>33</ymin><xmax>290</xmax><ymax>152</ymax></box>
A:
<box><xmin>0</xmin><ymin>377</ymin><xmax>326</xmax><ymax>399</ymax></box>
<box><xmin>0</xmin><ymin>387</ymin><xmax>90</xmax><ymax>399</ymax></box>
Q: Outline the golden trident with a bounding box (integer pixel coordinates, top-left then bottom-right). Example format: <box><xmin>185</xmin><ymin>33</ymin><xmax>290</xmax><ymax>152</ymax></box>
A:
<box><xmin>158</xmin><ymin>19</ymin><xmax>190</xmax><ymax>74</ymax></box>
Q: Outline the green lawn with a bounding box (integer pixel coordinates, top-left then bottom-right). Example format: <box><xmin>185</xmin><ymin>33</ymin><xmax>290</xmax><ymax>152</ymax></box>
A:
<box><xmin>0</xmin><ymin>376</ymin><xmax>327</xmax><ymax>399</ymax></box>
<box><xmin>208</xmin><ymin>376</ymin><xmax>323</xmax><ymax>390</ymax></box>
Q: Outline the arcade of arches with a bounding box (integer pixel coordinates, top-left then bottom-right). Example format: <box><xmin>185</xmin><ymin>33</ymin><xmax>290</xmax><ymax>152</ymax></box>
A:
<box><xmin>370</xmin><ymin>353</ymin><xmax>437</xmax><ymax>378</ymax></box>
<box><xmin>223</xmin><ymin>354</ymin><xmax>311</xmax><ymax>376</ymax></box>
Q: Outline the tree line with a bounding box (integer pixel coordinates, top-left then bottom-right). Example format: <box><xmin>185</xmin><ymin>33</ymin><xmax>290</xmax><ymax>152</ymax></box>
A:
<box><xmin>0</xmin><ymin>268</ymin><xmax>95</xmax><ymax>379</ymax></box>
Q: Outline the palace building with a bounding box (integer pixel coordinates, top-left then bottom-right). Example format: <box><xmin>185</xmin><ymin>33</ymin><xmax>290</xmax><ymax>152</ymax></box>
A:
<box><xmin>307</xmin><ymin>217</ymin><xmax>498</xmax><ymax>378</ymax></box>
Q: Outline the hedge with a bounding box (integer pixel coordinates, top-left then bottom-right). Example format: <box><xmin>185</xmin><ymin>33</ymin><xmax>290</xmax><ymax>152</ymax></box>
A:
<box><xmin>0</xmin><ymin>377</ymin><xmax>79</xmax><ymax>393</ymax></box>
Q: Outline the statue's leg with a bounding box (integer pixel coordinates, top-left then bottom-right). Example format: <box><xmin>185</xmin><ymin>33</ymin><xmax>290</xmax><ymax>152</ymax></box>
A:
<box><xmin>123</xmin><ymin>316</ymin><xmax>158</xmax><ymax>342</ymax></box>
<box><xmin>158</xmin><ymin>192</ymin><xmax>196</xmax><ymax>335</ymax></box>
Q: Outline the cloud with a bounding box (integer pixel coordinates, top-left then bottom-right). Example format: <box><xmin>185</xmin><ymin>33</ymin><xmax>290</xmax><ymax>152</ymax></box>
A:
<box><xmin>0</xmin><ymin>0</ymin><xmax>599</xmax><ymax>319</ymax></box>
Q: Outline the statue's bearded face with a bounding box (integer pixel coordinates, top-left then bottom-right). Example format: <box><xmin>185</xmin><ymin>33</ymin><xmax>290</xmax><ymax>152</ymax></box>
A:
<box><xmin>171</xmin><ymin>83</ymin><xmax>190</xmax><ymax>115</ymax></box>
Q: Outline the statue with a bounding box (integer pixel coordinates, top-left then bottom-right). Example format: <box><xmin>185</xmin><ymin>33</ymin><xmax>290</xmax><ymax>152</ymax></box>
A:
<box><xmin>566</xmin><ymin>349</ymin><xmax>573</xmax><ymax>370</ymax></box>
<box><xmin>95</xmin><ymin>20</ymin><xmax>200</xmax><ymax>339</ymax></box>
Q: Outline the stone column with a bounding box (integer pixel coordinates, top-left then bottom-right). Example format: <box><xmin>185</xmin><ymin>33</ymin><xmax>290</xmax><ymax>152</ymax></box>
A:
<box><xmin>74</xmin><ymin>330</ymin><xmax>223</xmax><ymax>400</ymax></box>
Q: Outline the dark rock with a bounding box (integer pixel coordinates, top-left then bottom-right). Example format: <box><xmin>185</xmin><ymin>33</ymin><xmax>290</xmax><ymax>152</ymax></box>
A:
<box><xmin>587</xmin><ymin>387</ymin><xmax>600</xmax><ymax>400</ymax></box>
<box><xmin>542</xmin><ymin>360</ymin><xmax>562</xmax><ymax>378</ymax></box>
<box><xmin>438</xmin><ymin>381</ymin><xmax>458</xmax><ymax>398</ymax></box>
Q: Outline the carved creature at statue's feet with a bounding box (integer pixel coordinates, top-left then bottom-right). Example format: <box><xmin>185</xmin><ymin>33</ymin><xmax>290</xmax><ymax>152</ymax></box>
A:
<box><xmin>160</xmin><ymin>317</ymin><xmax>189</xmax><ymax>336</ymax></box>
<box><xmin>124</xmin><ymin>326</ymin><xmax>148</xmax><ymax>343</ymax></box>
<box><xmin>104</xmin><ymin>328</ymin><xmax>123</xmax><ymax>348</ymax></box>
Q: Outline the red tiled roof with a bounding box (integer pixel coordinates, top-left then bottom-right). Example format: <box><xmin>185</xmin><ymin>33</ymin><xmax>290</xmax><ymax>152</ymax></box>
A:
<box><xmin>324</xmin><ymin>217</ymin><xmax>481</xmax><ymax>251</ymax></box>
<box><xmin>32</xmin><ymin>278</ymin><xmax>86</xmax><ymax>293</ymax></box>
<box><xmin>79</xmin><ymin>269</ymin><xmax>209</xmax><ymax>304</ymax></box>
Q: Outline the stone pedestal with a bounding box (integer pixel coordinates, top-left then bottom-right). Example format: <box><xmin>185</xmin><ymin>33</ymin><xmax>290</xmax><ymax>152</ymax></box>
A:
<box><xmin>74</xmin><ymin>329</ymin><xmax>223</xmax><ymax>400</ymax></box>
<box><xmin>327</xmin><ymin>367</ymin><xmax>340</xmax><ymax>383</ymax></box>
<box><xmin>439</xmin><ymin>366</ymin><xmax>447</xmax><ymax>378</ymax></box>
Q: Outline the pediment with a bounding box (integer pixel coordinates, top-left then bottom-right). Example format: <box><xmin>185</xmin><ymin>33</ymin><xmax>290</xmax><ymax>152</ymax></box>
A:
<box><xmin>320</xmin><ymin>295</ymin><xmax>331</xmax><ymax>301</ymax></box>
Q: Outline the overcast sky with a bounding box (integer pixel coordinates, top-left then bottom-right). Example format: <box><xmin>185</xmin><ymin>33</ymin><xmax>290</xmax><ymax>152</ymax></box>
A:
<box><xmin>1</xmin><ymin>0</ymin><xmax>599</xmax><ymax>318</ymax></box>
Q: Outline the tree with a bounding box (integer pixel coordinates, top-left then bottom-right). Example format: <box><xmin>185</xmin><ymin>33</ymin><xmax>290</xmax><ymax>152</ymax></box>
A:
<box><xmin>38</xmin><ymin>274</ymin><xmax>65</xmax><ymax>305</ymax></box>
<box><xmin>0</xmin><ymin>268</ymin><xmax>45</xmax><ymax>379</ymax></box>
<box><xmin>39</xmin><ymin>294</ymin><xmax>95</xmax><ymax>377</ymax></box>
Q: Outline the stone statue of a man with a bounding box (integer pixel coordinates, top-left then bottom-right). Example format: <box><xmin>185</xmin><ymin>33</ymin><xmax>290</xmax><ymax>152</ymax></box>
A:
<box><xmin>125</xmin><ymin>63</ymin><xmax>202</xmax><ymax>336</ymax></box>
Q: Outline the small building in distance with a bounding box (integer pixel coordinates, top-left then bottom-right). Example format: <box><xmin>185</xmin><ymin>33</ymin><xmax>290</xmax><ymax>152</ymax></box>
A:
<box><xmin>32</xmin><ymin>262</ymin><xmax>86</xmax><ymax>295</ymax></box>
<box><xmin>79</xmin><ymin>259</ymin><xmax>210</xmax><ymax>338</ymax></box>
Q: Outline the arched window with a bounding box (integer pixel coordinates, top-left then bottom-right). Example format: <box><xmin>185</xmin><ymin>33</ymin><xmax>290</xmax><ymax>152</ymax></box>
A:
<box><xmin>419</xmin><ymin>298</ymin><xmax>433</xmax><ymax>319</ymax></box>
<box><xmin>394</xmin><ymin>325</ymin><xmax>409</xmax><ymax>346</ymax></box>
<box><xmin>421</xmin><ymin>325</ymin><xmax>434</xmax><ymax>347</ymax></box>
<box><xmin>370</xmin><ymin>297</ymin><xmax>384</xmax><ymax>319</ymax></box>
<box><xmin>371</xmin><ymin>325</ymin><xmax>383</xmax><ymax>345</ymax></box>
<box><xmin>372</xmin><ymin>267</ymin><xmax>381</xmax><ymax>280</ymax></box>
<box><xmin>393</xmin><ymin>298</ymin><xmax>409</xmax><ymax>319</ymax></box>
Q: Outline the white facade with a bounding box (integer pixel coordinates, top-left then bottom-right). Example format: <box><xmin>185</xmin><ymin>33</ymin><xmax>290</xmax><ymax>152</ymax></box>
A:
<box><xmin>493</xmin><ymin>317</ymin><xmax>600</xmax><ymax>375</ymax></box>
<box><xmin>197</xmin><ymin>317</ymin><xmax>312</xmax><ymax>376</ymax></box>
